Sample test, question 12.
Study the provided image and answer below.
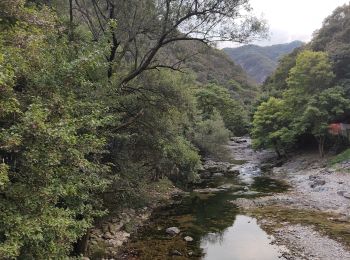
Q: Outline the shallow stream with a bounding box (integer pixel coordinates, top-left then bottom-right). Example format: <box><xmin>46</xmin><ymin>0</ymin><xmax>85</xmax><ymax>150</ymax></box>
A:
<box><xmin>121</xmin><ymin>158</ymin><xmax>290</xmax><ymax>259</ymax></box>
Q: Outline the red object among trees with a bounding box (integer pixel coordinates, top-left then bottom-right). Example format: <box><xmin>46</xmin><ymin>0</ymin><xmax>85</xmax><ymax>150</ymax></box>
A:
<box><xmin>329</xmin><ymin>123</ymin><xmax>342</xmax><ymax>135</ymax></box>
<box><xmin>328</xmin><ymin>123</ymin><xmax>350</xmax><ymax>137</ymax></box>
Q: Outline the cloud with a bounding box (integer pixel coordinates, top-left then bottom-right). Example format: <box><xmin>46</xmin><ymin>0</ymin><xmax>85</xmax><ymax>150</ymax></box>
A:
<box><xmin>219</xmin><ymin>0</ymin><xmax>349</xmax><ymax>48</ymax></box>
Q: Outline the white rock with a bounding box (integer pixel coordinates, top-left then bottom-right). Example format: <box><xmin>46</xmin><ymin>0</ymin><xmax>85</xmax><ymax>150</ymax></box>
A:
<box><xmin>184</xmin><ymin>236</ymin><xmax>193</xmax><ymax>242</ymax></box>
<box><xmin>166</xmin><ymin>227</ymin><xmax>180</xmax><ymax>235</ymax></box>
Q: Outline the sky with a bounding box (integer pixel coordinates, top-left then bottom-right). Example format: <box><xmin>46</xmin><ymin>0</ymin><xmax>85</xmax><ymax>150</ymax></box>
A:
<box><xmin>220</xmin><ymin>0</ymin><xmax>350</xmax><ymax>48</ymax></box>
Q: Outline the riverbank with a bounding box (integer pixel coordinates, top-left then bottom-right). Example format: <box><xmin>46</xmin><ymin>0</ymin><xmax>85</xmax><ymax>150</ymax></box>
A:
<box><xmin>234</xmin><ymin>151</ymin><xmax>350</xmax><ymax>259</ymax></box>
<box><xmin>86</xmin><ymin>179</ymin><xmax>184</xmax><ymax>258</ymax></box>
<box><xmin>113</xmin><ymin>138</ymin><xmax>292</xmax><ymax>260</ymax></box>
<box><xmin>87</xmin><ymin>138</ymin><xmax>350</xmax><ymax>259</ymax></box>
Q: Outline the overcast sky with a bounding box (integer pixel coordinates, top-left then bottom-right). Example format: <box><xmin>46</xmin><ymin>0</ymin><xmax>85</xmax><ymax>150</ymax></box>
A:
<box><xmin>220</xmin><ymin>0</ymin><xmax>349</xmax><ymax>48</ymax></box>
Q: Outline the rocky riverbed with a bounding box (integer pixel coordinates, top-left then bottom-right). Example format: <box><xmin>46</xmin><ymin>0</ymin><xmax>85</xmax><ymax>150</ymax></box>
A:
<box><xmin>86</xmin><ymin>137</ymin><xmax>350</xmax><ymax>259</ymax></box>
<box><xmin>233</xmin><ymin>151</ymin><xmax>350</xmax><ymax>259</ymax></box>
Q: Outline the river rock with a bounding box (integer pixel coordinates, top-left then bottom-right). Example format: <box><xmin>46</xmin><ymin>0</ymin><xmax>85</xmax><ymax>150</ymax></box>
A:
<box><xmin>170</xmin><ymin>250</ymin><xmax>183</xmax><ymax>256</ymax></box>
<box><xmin>260</xmin><ymin>163</ymin><xmax>275</xmax><ymax>171</ymax></box>
<box><xmin>218</xmin><ymin>183</ymin><xmax>239</xmax><ymax>190</ymax></box>
<box><xmin>226</xmin><ymin>166</ymin><xmax>241</xmax><ymax>175</ymax></box>
<box><xmin>272</xmin><ymin>167</ymin><xmax>286</xmax><ymax>174</ymax></box>
<box><xmin>309</xmin><ymin>175</ymin><xmax>318</xmax><ymax>180</ymax></box>
<box><xmin>343</xmin><ymin>193</ymin><xmax>350</xmax><ymax>199</ymax></box>
<box><xmin>231</xmin><ymin>137</ymin><xmax>247</xmax><ymax>143</ymax></box>
<box><xmin>213</xmin><ymin>172</ymin><xmax>224</xmax><ymax>178</ymax></box>
<box><xmin>231</xmin><ymin>198</ymin><xmax>256</xmax><ymax>209</ymax></box>
<box><xmin>166</xmin><ymin>227</ymin><xmax>180</xmax><ymax>235</ymax></box>
<box><xmin>199</xmin><ymin>171</ymin><xmax>212</xmax><ymax>179</ymax></box>
<box><xmin>233</xmin><ymin>190</ymin><xmax>260</xmax><ymax>196</ymax></box>
<box><xmin>184</xmin><ymin>236</ymin><xmax>193</xmax><ymax>242</ymax></box>
<box><xmin>194</xmin><ymin>188</ymin><xmax>222</xmax><ymax>193</ymax></box>
<box><xmin>103</xmin><ymin>232</ymin><xmax>114</xmax><ymax>239</ymax></box>
<box><xmin>310</xmin><ymin>179</ymin><xmax>326</xmax><ymax>188</ymax></box>
<box><xmin>204</xmin><ymin>160</ymin><xmax>229</xmax><ymax>173</ymax></box>
<box><xmin>313</xmin><ymin>186</ymin><xmax>327</xmax><ymax>192</ymax></box>
<box><xmin>337</xmin><ymin>190</ymin><xmax>346</xmax><ymax>196</ymax></box>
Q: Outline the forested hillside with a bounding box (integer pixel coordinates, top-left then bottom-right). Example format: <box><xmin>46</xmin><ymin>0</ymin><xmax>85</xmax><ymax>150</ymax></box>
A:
<box><xmin>171</xmin><ymin>41</ymin><xmax>259</xmax><ymax>105</ymax></box>
<box><xmin>252</xmin><ymin>4</ymin><xmax>350</xmax><ymax>158</ymax></box>
<box><xmin>0</xmin><ymin>0</ymin><xmax>265</xmax><ymax>258</ymax></box>
<box><xmin>224</xmin><ymin>41</ymin><xmax>304</xmax><ymax>84</ymax></box>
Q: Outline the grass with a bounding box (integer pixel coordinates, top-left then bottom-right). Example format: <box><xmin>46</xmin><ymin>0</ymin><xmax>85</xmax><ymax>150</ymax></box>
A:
<box><xmin>330</xmin><ymin>148</ymin><xmax>350</xmax><ymax>165</ymax></box>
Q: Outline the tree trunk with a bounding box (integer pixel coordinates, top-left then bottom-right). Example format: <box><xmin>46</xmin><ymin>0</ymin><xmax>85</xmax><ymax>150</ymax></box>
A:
<box><xmin>69</xmin><ymin>0</ymin><xmax>74</xmax><ymax>41</ymax></box>
<box><xmin>74</xmin><ymin>228</ymin><xmax>91</xmax><ymax>256</ymax></box>
<box><xmin>274</xmin><ymin>146</ymin><xmax>281</xmax><ymax>158</ymax></box>
<box><xmin>317</xmin><ymin>136</ymin><xmax>325</xmax><ymax>158</ymax></box>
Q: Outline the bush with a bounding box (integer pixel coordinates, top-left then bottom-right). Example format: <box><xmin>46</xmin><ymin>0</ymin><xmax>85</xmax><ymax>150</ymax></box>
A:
<box><xmin>330</xmin><ymin>148</ymin><xmax>350</xmax><ymax>165</ymax></box>
<box><xmin>193</xmin><ymin>110</ymin><xmax>231</xmax><ymax>159</ymax></box>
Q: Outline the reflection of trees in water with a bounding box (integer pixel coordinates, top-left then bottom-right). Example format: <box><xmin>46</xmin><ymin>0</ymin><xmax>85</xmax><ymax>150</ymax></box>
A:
<box><xmin>202</xmin><ymin>228</ymin><xmax>229</xmax><ymax>245</ymax></box>
<box><xmin>250</xmin><ymin>176</ymin><xmax>290</xmax><ymax>193</ymax></box>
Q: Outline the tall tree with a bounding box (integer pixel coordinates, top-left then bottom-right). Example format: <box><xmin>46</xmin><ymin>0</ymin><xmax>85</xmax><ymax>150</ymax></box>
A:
<box><xmin>72</xmin><ymin>0</ymin><xmax>267</xmax><ymax>82</ymax></box>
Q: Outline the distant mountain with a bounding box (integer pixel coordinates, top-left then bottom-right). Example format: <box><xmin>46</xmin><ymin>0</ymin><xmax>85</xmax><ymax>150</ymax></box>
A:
<box><xmin>167</xmin><ymin>41</ymin><xmax>259</xmax><ymax>105</ymax></box>
<box><xmin>223</xmin><ymin>41</ymin><xmax>304</xmax><ymax>84</ymax></box>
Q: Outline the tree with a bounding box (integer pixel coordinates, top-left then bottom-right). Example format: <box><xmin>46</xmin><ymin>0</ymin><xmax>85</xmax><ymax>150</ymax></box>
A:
<box><xmin>72</xmin><ymin>0</ymin><xmax>267</xmax><ymax>82</ymax></box>
<box><xmin>0</xmin><ymin>3</ymin><xmax>111</xmax><ymax>258</ymax></box>
<box><xmin>300</xmin><ymin>86</ymin><xmax>350</xmax><ymax>157</ymax></box>
<box><xmin>251</xmin><ymin>97</ymin><xmax>294</xmax><ymax>157</ymax></box>
<box><xmin>254</xmin><ymin>50</ymin><xmax>350</xmax><ymax>158</ymax></box>
<box><xmin>262</xmin><ymin>46</ymin><xmax>303</xmax><ymax>96</ymax></box>
<box><xmin>287</xmin><ymin>50</ymin><xmax>335</xmax><ymax>94</ymax></box>
<box><xmin>193</xmin><ymin>110</ymin><xmax>231</xmax><ymax>158</ymax></box>
<box><xmin>283</xmin><ymin>51</ymin><xmax>337</xmax><ymax>156</ymax></box>
<box><xmin>311</xmin><ymin>4</ymin><xmax>350</xmax><ymax>81</ymax></box>
<box><xmin>196</xmin><ymin>84</ymin><xmax>248</xmax><ymax>136</ymax></box>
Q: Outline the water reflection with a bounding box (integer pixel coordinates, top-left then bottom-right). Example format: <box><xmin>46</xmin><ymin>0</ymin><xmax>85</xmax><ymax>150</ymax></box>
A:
<box><xmin>201</xmin><ymin>215</ymin><xmax>283</xmax><ymax>260</ymax></box>
<box><xmin>122</xmin><ymin>172</ymin><xmax>290</xmax><ymax>259</ymax></box>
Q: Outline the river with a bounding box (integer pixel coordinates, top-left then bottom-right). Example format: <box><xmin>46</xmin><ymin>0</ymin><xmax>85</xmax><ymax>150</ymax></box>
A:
<box><xmin>120</xmin><ymin>138</ymin><xmax>290</xmax><ymax>259</ymax></box>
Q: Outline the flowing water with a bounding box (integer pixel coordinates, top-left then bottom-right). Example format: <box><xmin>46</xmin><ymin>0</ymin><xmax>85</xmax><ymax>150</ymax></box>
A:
<box><xmin>121</xmin><ymin>141</ymin><xmax>290</xmax><ymax>259</ymax></box>
<box><xmin>121</xmin><ymin>171</ymin><xmax>289</xmax><ymax>259</ymax></box>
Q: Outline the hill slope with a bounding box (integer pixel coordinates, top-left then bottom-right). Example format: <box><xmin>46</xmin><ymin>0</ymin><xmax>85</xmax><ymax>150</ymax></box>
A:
<box><xmin>223</xmin><ymin>41</ymin><xmax>304</xmax><ymax>84</ymax></box>
<box><xmin>167</xmin><ymin>41</ymin><xmax>258</xmax><ymax>105</ymax></box>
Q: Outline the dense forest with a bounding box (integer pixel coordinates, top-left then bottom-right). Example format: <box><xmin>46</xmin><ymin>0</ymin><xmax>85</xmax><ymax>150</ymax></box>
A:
<box><xmin>2</xmin><ymin>0</ymin><xmax>350</xmax><ymax>259</ymax></box>
<box><xmin>0</xmin><ymin>0</ymin><xmax>265</xmax><ymax>258</ymax></box>
<box><xmin>252</xmin><ymin>4</ymin><xmax>350</xmax><ymax>157</ymax></box>
<box><xmin>223</xmin><ymin>40</ymin><xmax>304</xmax><ymax>84</ymax></box>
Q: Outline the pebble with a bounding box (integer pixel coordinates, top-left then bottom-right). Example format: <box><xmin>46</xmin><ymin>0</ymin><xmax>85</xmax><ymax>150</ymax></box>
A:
<box><xmin>166</xmin><ymin>227</ymin><xmax>180</xmax><ymax>235</ymax></box>
<box><xmin>184</xmin><ymin>236</ymin><xmax>193</xmax><ymax>242</ymax></box>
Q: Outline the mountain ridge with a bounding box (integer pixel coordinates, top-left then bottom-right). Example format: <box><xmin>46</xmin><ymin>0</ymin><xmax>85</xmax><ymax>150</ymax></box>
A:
<box><xmin>223</xmin><ymin>41</ymin><xmax>304</xmax><ymax>84</ymax></box>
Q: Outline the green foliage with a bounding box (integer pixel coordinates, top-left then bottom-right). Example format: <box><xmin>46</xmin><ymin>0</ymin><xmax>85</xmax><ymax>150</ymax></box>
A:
<box><xmin>252</xmin><ymin>97</ymin><xmax>294</xmax><ymax>156</ymax></box>
<box><xmin>0</xmin><ymin>0</ymin><xmax>257</xmax><ymax>257</ymax></box>
<box><xmin>0</xmin><ymin>4</ymin><xmax>110</xmax><ymax>258</ymax></box>
<box><xmin>301</xmin><ymin>86</ymin><xmax>350</xmax><ymax>138</ymax></box>
<box><xmin>0</xmin><ymin>163</ymin><xmax>9</xmax><ymax>188</ymax></box>
<box><xmin>193</xmin><ymin>110</ymin><xmax>231</xmax><ymax>159</ymax></box>
<box><xmin>196</xmin><ymin>84</ymin><xmax>248</xmax><ymax>136</ymax></box>
<box><xmin>330</xmin><ymin>148</ymin><xmax>350</xmax><ymax>165</ymax></box>
<box><xmin>224</xmin><ymin>41</ymin><xmax>304</xmax><ymax>84</ymax></box>
<box><xmin>263</xmin><ymin>47</ymin><xmax>303</xmax><ymax>95</ymax></box>
<box><xmin>253</xmin><ymin>47</ymin><xmax>350</xmax><ymax>157</ymax></box>
<box><xmin>287</xmin><ymin>50</ymin><xmax>335</xmax><ymax>93</ymax></box>
<box><xmin>311</xmin><ymin>4</ymin><xmax>350</xmax><ymax>82</ymax></box>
